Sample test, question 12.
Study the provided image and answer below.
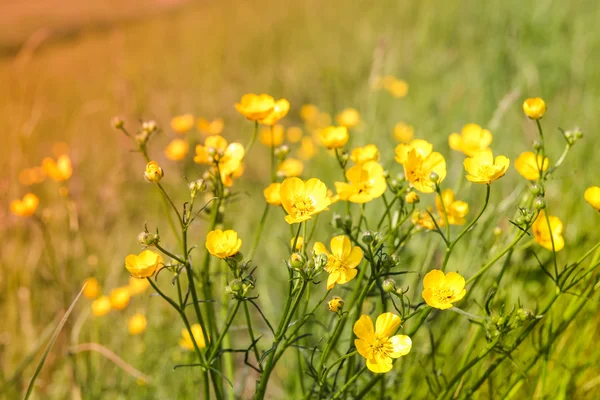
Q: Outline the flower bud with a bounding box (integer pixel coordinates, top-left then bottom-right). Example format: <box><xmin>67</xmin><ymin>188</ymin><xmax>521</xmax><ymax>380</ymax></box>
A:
<box><xmin>361</xmin><ymin>231</ymin><xmax>374</xmax><ymax>245</ymax></box>
<box><xmin>142</xmin><ymin>120</ymin><xmax>157</xmax><ymax>133</ymax></box>
<box><xmin>493</xmin><ymin>226</ymin><xmax>503</xmax><ymax>236</ymax></box>
<box><xmin>532</xmin><ymin>139</ymin><xmax>543</xmax><ymax>151</ymax></box>
<box><xmin>515</xmin><ymin>216</ymin><xmax>526</xmax><ymax>226</ymax></box>
<box><xmin>533</xmin><ymin>197</ymin><xmax>546</xmax><ymax>210</ymax></box>
<box><xmin>135</xmin><ymin>131</ymin><xmax>149</xmax><ymax>145</ymax></box>
<box><xmin>530</xmin><ymin>183</ymin><xmax>543</xmax><ymax>196</ymax></box>
<box><xmin>573</xmin><ymin>127</ymin><xmax>584</xmax><ymax>140</ymax></box>
<box><xmin>275</xmin><ymin>145</ymin><xmax>290</xmax><ymax>158</ymax></box>
<box><xmin>290</xmin><ymin>252</ymin><xmax>306</xmax><ymax>269</ymax></box>
<box><xmin>340</xmin><ymin>153</ymin><xmax>349</xmax><ymax>163</ymax></box>
<box><xmin>327</xmin><ymin>296</ymin><xmax>344</xmax><ymax>313</ymax></box>
<box><xmin>111</xmin><ymin>117</ymin><xmax>124</xmax><ymax>129</ymax></box>
<box><xmin>429</xmin><ymin>172</ymin><xmax>440</xmax><ymax>184</ymax></box>
<box><xmin>382</xmin><ymin>279</ymin><xmax>396</xmax><ymax>293</ymax></box>
<box><xmin>313</xmin><ymin>253</ymin><xmax>329</xmax><ymax>270</ymax></box>
<box><xmin>189</xmin><ymin>179</ymin><xmax>208</xmax><ymax>198</ymax></box>
<box><xmin>395</xmin><ymin>172</ymin><xmax>405</xmax><ymax>181</ymax></box>
<box><xmin>229</xmin><ymin>279</ymin><xmax>243</xmax><ymax>293</ymax></box>
<box><xmin>523</xmin><ymin>97</ymin><xmax>546</xmax><ymax>120</ymax></box>
<box><xmin>405</xmin><ymin>191</ymin><xmax>419</xmax><ymax>204</ymax></box>
<box><xmin>144</xmin><ymin>161</ymin><xmax>164</xmax><ymax>183</ymax></box>
<box><xmin>137</xmin><ymin>231</ymin><xmax>160</xmax><ymax>247</ymax></box>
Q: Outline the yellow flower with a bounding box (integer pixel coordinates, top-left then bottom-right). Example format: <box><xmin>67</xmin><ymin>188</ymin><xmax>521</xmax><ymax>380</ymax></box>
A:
<box><xmin>164</xmin><ymin>139</ymin><xmax>189</xmax><ymax>161</ymax></box>
<box><xmin>300</xmin><ymin>104</ymin><xmax>319</xmax><ymax>122</ymax></box>
<box><xmin>125</xmin><ymin>250</ymin><xmax>162</xmax><ymax>279</ymax></box>
<box><xmin>42</xmin><ymin>155</ymin><xmax>72</xmax><ymax>181</ymax></box>
<box><xmin>404</xmin><ymin>150</ymin><xmax>447</xmax><ymax>193</ymax></box>
<box><xmin>264</xmin><ymin>183</ymin><xmax>282</xmax><ymax>205</ymax></box>
<box><xmin>180</xmin><ymin>324</ymin><xmax>207</xmax><ymax>350</ymax></box>
<box><xmin>197</xmin><ymin>117</ymin><xmax>224</xmax><ymax>136</ymax></box>
<box><xmin>353</xmin><ymin>313</ymin><xmax>412</xmax><ymax>373</ymax></box>
<box><xmin>319</xmin><ymin>126</ymin><xmax>349</xmax><ymax>149</ymax></box>
<box><xmin>206</xmin><ymin>229</ymin><xmax>242</xmax><ymax>259</ymax></box>
<box><xmin>128</xmin><ymin>313</ymin><xmax>148</xmax><ymax>335</ymax></box>
<box><xmin>523</xmin><ymin>97</ymin><xmax>546</xmax><ymax>120</ymax></box>
<box><xmin>411</xmin><ymin>209</ymin><xmax>439</xmax><ymax>230</ymax></box>
<box><xmin>435</xmin><ymin>189</ymin><xmax>469</xmax><ymax>225</ymax></box>
<box><xmin>277</xmin><ymin>158</ymin><xmax>304</xmax><ymax>178</ymax></box>
<box><xmin>82</xmin><ymin>278</ymin><xmax>101</xmax><ymax>299</ymax></box>
<box><xmin>144</xmin><ymin>161</ymin><xmax>164</xmax><ymax>183</ymax></box>
<box><xmin>280</xmin><ymin>177</ymin><xmax>331</xmax><ymax>224</ymax></box>
<box><xmin>235</xmin><ymin>93</ymin><xmax>275</xmax><ymax>121</ymax></box>
<box><xmin>381</xmin><ymin>76</ymin><xmax>409</xmax><ymax>98</ymax></box>
<box><xmin>171</xmin><ymin>114</ymin><xmax>195</xmax><ymax>133</ymax></box>
<box><xmin>335</xmin><ymin>108</ymin><xmax>361</xmax><ymax>128</ymax></box>
<box><xmin>584</xmin><ymin>186</ymin><xmax>600</xmax><ymax>211</ymax></box>
<box><xmin>313</xmin><ymin>236</ymin><xmax>363</xmax><ymax>290</ymax></box>
<box><xmin>405</xmin><ymin>191</ymin><xmax>419</xmax><ymax>204</ymax></box>
<box><xmin>463</xmin><ymin>149</ymin><xmax>510</xmax><ymax>184</ymax></box>
<box><xmin>194</xmin><ymin>135</ymin><xmax>227</xmax><ymax>164</ymax></box>
<box><xmin>335</xmin><ymin>161</ymin><xmax>387</xmax><ymax>203</ymax></box>
<box><xmin>350</xmin><ymin>145</ymin><xmax>379</xmax><ymax>165</ymax></box>
<box><xmin>327</xmin><ymin>296</ymin><xmax>344</xmax><ymax>312</ymax></box>
<box><xmin>110</xmin><ymin>287</ymin><xmax>131</xmax><ymax>310</ymax></box>
<box><xmin>91</xmin><ymin>296</ymin><xmax>111</xmax><ymax>316</ymax></box>
<box><xmin>259</xmin><ymin>98</ymin><xmax>291</xmax><ymax>126</ymax></box>
<box><xmin>290</xmin><ymin>236</ymin><xmax>304</xmax><ymax>251</ymax></box>
<box><xmin>394</xmin><ymin>139</ymin><xmax>433</xmax><ymax>165</ymax></box>
<box><xmin>532</xmin><ymin>210</ymin><xmax>564</xmax><ymax>251</ymax></box>
<box><xmin>259</xmin><ymin>124</ymin><xmax>285</xmax><ymax>147</ymax></box>
<box><xmin>448</xmin><ymin>124</ymin><xmax>493</xmax><ymax>156</ymax></box>
<box><xmin>286</xmin><ymin>126</ymin><xmax>303</xmax><ymax>143</ymax></box>
<box><xmin>194</xmin><ymin>136</ymin><xmax>245</xmax><ymax>186</ymax></box>
<box><xmin>128</xmin><ymin>276</ymin><xmax>150</xmax><ymax>296</ymax></box>
<box><xmin>422</xmin><ymin>270</ymin><xmax>466</xmax><ymax>310</ymax></box>
<box><xmin>298</xmin><ymin>137</ymin><xmax>317</xmax><ymax>160</ymax></box>
<box><xmin>514</xmin><ymin>151</ymin><xmax>549</xmax><ymax>180</ymax></box>
<box><xmin>393</xmin><ymin>122</ymin><xmax>414</xmax><ymax>143</ymax></box>
<box><xmin>10</xmin><ymin>193</ymin><xmax>39</xmax><ymax>217</ymax></box>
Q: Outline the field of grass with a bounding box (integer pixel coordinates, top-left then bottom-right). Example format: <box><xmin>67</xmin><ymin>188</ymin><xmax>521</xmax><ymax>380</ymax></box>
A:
<box><xmin>2</xmin><ymin>0</ymin><xmax>600</xmax><ymax>398</ymax></box>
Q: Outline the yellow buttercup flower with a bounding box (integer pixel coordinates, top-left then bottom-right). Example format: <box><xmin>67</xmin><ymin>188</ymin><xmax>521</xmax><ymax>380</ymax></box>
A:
<box><xmin>194</xmin><ymin>136</ymin><xmax>245</xmax><ymax>186</ymax></box>
<box><xmin>128</xmin><ymin>313</ymin><xmax>148</xmax><ymax>335</ymax></box>
<box><xmin>194</xmin><ymin>135</ymin><xmax>227</xmax><ymax>164</ymax></box>
<box><xmin>298</xmin><ymin>137</ymin><xmax>317</xmax><ymax>160</ymax></box>
<box><xmin>313</xmin><ymin>235</ymin><xmax>363</xmax><ymax>290</ymax></box>
<box><xmin>82</xmin><ymin>278</ymin><xmax>101</xmax><ymax>299</ymax></box>
<box><xmin>435</xmin><ymin>189</ymin><xmax>469</xmax><ymax>225</ymax></box>
<box><xmin>404</xmin><ymin>150</ymin><xmax>447</xmax><ymax>193</ymax></box>
<box><xmin>110</xmin><ymin>287</ymin><xmax>131</xmax><ymax>310</ymax></box>
<box><xmin>584</xmin><ymin>186</ymin><xmax>600</xmax><ymax>211</ymax></box>
<box><xmin>259</xmin><ymin>124</ymin><xmax>284</xmax><ymax>147</ymax></box>
<box><xmin>259</xmin><ymin>98</ymin><xmax>291</xmax><ymax>126</ymax></box>
<box><xmin>128</xmin><ymin>276</ymin><xmax>151</xmax><ymax>296</ymax></box>
<box><xmin>335</xmin><ymin>161</ymin><xmax>387</xmax><ymax>203</ymax></box>
<box><xmin>393</xmin><ymin>122</ymin><xmax>414</xmax><ymax>143</ymax></box>
<box><xmin>264</xmin><ymin>183</ymin><xmax>282</xmax><ymax>205</ymax></box>
<box><xmin>514</xmin><ymin>151</ymin><xmax>549</xmax><ymax>180</ymax></box>
<box><xmin>91</xmin><ymin>296</ymin><xmax>111</xmax><ymax>317</ymax></box>
<box><xmin>463</xmin><ymin>149</ymin><xmax>510</xmax><ymax>184</ymax></box>
<box><xmin>300</xmin><ymin>104</ymin><xmax>319</xmax><ymax>122</ymax></box>
<box><xmin>523</xmin><ymin>97</ymin><xmax>546</xmax><ymax>120</ymax></box>
<box><xmin>206</xmin><ymin>229</ymin><xmax>242</xmax><ymax>259</ymax></box>
<box><xmin>394</xmin><ymin>139</ymin><xmax>433</xmax><ymax>165</ymax></box>
<box><xmin>327</xmin><ymin>296</ymin><xmax>344</xmax><ymax>312</ymax></box>
<box><xmin>286</xmin><ymin>126</ymin><xmax>303</xmax><ymax>143</ymax></box>
<box><xmin>280</xmin><ymin>177</ymin><xmax>331</xmax><ymax>224</ymax></box>
<box><xmin>350</xmin><ymin>144</ymin><xmax>379</xmax><ymax>165</ymax></box>
<box><xmin>422</xmin><ymin>270</ymin><xmax>466</xmax><ymax>310</ymax></box>
<box><xmin>449</xmin><ymin>124</ymin><xmax>493</xmax><ymax>156</ymax></box>
<box><xmin>10</xmin><ymin>193</ymin><xmax>39</xmax><ymax>217</ymax></box>
<box><xmin>380</xmin><ymin>76</ymin><xmax>409</xmax><ymax>98</ymax></box>
<box><xmin>290</xmin><ymin>236</ymin><xmax>304</xmax><ymax>251</ymax></box>
<box><xmin>180</xmin><ymin>324</ymin><xmax>207</xmax><ymax>350</ymax></box>
<box><xmin>144</xmin><ymin>161</ymin><xmax>164</xmax><ymax>183</ymax></box>
<box><xmin>42</xmin><ymin>155</ymin><xmax>72</xmax><ymax>182</ymax></box>
<box><xmin>335</xmin><ymin>108</ymin><xmax>361</xmax><ymax>128</ymax></box>
<box><xmin>319</xmin><ymin>126</ymin><xmax>349</xmax><ymax>149</ymax></box>
<box><xmin>277</xmin><ymin>158</ymin><xmax>304</xmax><ymax>178</ymax></box>
<box><xmin>125</xmin><ymin>250</ymin><xmax>162</xmax><ymax>279</ymax></box>
<box><xmin>164</xmin><ymin>139</ymin><xmax>189</xmax><ymax>161</ymax></box>
<box><xmin>532</xmin><ymin>210</ymin><xmax>564</xmax><ymax>251</ymax></box>
<box><xmin>171</xmin><ymin>114</ymin><xmax>195</xmax><ymax>133</ymax></box>
<box><xmin>354</xmin><ymin>313</ymin><xmax>412</xmax><ymax>373</ymax></box>
<box><xmin>411</xmin><ymin>209</ymin><xmax>439</xmax><ymax>230</ymax></box>
<box><xmin>235</xmin><ymin>93</ymin><xmax>275</xmax><ymax>121</ymax></box>
<box><xmin>197</xmin><ymin>117</ymin><xmax>224</xmax><ymax>136</ymax></box>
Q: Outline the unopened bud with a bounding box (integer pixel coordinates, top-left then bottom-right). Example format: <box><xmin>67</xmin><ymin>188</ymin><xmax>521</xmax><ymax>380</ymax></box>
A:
<box><xmin>405</xmin><ymin>191</ymin><xmax>419</xmax><ymax>204</ymax></box>
<box><xmin>137</xmin><ymin>231</ymin><xmax>160</xmax><ymax>247</ymax></box>
<box><xmin>229</xmin><ymin>279</ymin><xmax>243</xmax><ymax>293</ymax></box>
<box><xmin>290</xmin><ymin>253</ymin><xmax>306</xmax><ymax>269</ymax></box>
<box><xmin>189</xmin><ymin>179</ymin><xmax>208</xmax><ymax>197</ymax></box>
<box><xmin>532</xmin><ymin>139</ymin><xmax>543</xmax><ymax>151</ymax></box>
<box><xmin>533</xmin><ymin>197</ymin><xmax>546</xmax><ymax>210</ymax></box>
<box><xmin>313</xmin><ymin>253</ymin><xmax>329</xmax><ymax>269</ymax></box>
<box><xmin>361</xmin><ymin>231</ymin><xmax>374</xmax><ymax>245</ymax></box>
<box><xmin>327</xmin><ymin>296</ymin><xmax>344</xmax><ymax>313</ymax></box>
<box><xmin>429</xmin><ymin>172</ymin><xmax>440</xmax><ymax>184</ymax></box>
<box><xmin>111</xmin><ymin>117</ymin><xmax>124</xmax><ymax>129</ymax></box>
<box><xmin>144</xmin><ymin>161</ymin><xmax>164</xmax><ymax>183</ymax></box>
<box><xmin>530</xmin><ymin>183</ymin><xmax>543</xmax><ymax>196</ymax></box>
<box><xmin>382</xmin><ymin>279</ymin><xmax>396</xmax><ymax>293</ymax></box>
<box><xmin>142</xmin><ymin>120</ymin><xmax>157</xmax><ymax>133</ymax></box>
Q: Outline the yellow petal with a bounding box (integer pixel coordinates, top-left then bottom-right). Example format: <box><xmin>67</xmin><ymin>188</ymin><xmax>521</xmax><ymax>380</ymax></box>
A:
<box><xmin>353</xmin><ymin>315</ymin><xmax>375</xmax><ymax>341</ymax></box>
<box><xmin>423</xmin><ymin>269</ymin><xmax>445</xmax><ymax>289</ymax></box>
<box><xmin>366</xmin><ymin>355</ymin><xmax>393</xmax><ymax>373</ymax></box>
<box><xmin>337</xmin><ymin>268</ymin><xmax>358</xmax><ymax>285</ymax></box>
<box><xmin>375</xmin><ymin>312</ymin><xmax>401</xmax><ymax>338</ymax></box>
<box><xmin>388</xmin><ymin>335</ymin><xmax>412</xmax><ymax>358</ymax></box>
<box><xmin>344</xmin><ymin>246</ymin><xmax>363</xmax><ymax>268</ymax></box>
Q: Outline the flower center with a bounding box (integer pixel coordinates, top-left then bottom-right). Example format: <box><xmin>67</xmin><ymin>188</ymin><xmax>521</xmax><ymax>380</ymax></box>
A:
<box><xmin>433</xmin><ymin>285</ymin><xmax>455</xmax><ymax>304</ymax></box>
<box><xmin>369</xmin><ymin>336</ymin><xmax>392</xmax><ymax>358</ymax></box>
<box><xmin>325</xmin><ymin>257</ymin><xmax>348</xmax><ymax>274</ymax></box>
<box><xmin>291</xmin><ymin>194</ymin><xmax>315</xmax><ymax>216</ymax></box>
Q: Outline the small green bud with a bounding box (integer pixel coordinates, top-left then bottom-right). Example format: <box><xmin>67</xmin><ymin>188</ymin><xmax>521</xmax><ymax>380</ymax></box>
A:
<box><xmin>137</xmin><ymin>231</ymin><xmax>160</xmax><ymax>247</ymax></box>
<box><xmin>515</xmin><ymin>216</ymin><xmax>526</xmax><ymax>226</ymax></box>
<box><xmin>361</xmin><ymin>231</ymin><xmax>374</xmax><ymax>245</ymax></box>
<box><xmin>532</xmin><ymin>139</ymin><xmax>543</xmax><ymax>151</ymax></box>
<box><xmin>313</xmin><ymin>253</ymin><xmax>329</xmax><ymax>269</ymax></box>
<box><xmin>290</xmin><ymin>253</ymin><xmax>306</xmax><ymax>269</ymax></box>
<box><xmin>429</xmin><ymin>172</ymin><xmax>439</xmax><ymax>184</ymax></box>
<box><xmin>111</xmin><ymin>117</ymin><xmax>124</xmax><ymax>129</ymax></box>
<box><xmin>229</xmin><ymin>279</ymin><xmax>243</xmax><ymax>293</ymax></box>
<box><xmin>533</xmin><ymin>197</ymin><xmax>546</xmax><ymax>210</ymax></box>
<box><xmin>530</xmin><ymin>183</ymin><xmax>543</xmax><ymax>196</ymax></box>
<box><xmin>382</xmin><ymin>279</ymin><xmax>396</xmax><ymax>293</ymax></box>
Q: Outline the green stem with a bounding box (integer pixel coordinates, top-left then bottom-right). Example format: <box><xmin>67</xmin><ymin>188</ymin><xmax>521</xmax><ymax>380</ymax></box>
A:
<box><xmin>245</xmin><ymin>121</ymin><xmax>259</xmax><ymax>153</ymax></box>
<box><xmin>331</xmin><ymin>365</ymin><xmax>367</xmax><ymax>400</ymax></box>
<box><xmin>249</xmin><ymin>203</ymin><xmax>270</xmax><ymax>261</ymax></box>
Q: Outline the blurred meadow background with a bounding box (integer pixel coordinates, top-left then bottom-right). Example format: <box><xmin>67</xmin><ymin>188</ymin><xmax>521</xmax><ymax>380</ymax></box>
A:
<box><xmin>2</xmin><ymin>0</ymin><xmax>600</xmax><ymax>398</ymax></box>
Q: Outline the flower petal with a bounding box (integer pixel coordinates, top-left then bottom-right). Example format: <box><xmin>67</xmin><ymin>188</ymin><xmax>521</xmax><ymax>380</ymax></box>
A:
<box><xmin>388</xmin><ymin>335</ymin><xmax>412</xmax><ymax>358</ymax></box>
<box><xmin>353</xmin><ymin>315</ymin><xmax>375</xmax><ymax>341</ymax></box>
<box><xmin>375</xmin><ymin>312</ymin><xmax>401</xmax><ymax>338</ymax></box>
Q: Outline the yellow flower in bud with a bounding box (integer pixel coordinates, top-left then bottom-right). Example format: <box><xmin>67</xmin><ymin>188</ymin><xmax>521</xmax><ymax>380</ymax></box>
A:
<box><xmin>354</xmin><ymin>312</ymin><xmax>412</xmax><ymax>373</ymax></box>
<box><xmin>394</xmin><ymin>139</ymin><xmax>433</xmax><ymax>165</ymax></box>
<box><xmin>91</xmin><ymin>296</ymin><xmax>111</xmax><ymax>316</ymax></box>
<box><xmin>422</xmin><ymin>270</ymin><xmax>466</xmax><ymax>310</ymax></box>
<box><xmin>171</xmin><ymin>114</ymin><xmax>195</xmax><ymax>133</ymax></box>
<box><xmin>435</xmin><ymin>189</ymin><xmax>469</xmax><ymax>225</ymax></box>
<box><xmin>128</xmin><ymin>276</ymin><xmax>150</xmax><ymax>296</ymax></box>
<box><xmin>335</xmin><ymin>161</ymin><xmax>387</xmax><ymax>203</ymax></box>
<box><xmin>411</xmin><ymin>209</ymin><xmax>439</xmax><ymax>230</ymax></box>
<box><xmin>259</xmin><ymin>98</ymin><xmax>291</xmax><ymax>126</ymax></box>
<box><xmin>314</xmin><ymin>236</ymin><xmax>363</xmax><ymax>290</ymax></box>
<box><xmin>393</xmin><ymin>122</ymin><xmax>414</xmax><ymax>143</ymax></box>
<box><xmin>259</xmin><ymin>124</ymin><xmax>284</xmax><ymax>147</ymax></box>
<box><xmin>82</xmin><ymin>278</ymin><xmax>101</xmax><ymax>299</ymax></box>
<box><xmin>328</xmin><ymin>296</ymin><xmax>344</xmax><ymax>312</ymax></box>
<box><xmin>286</xmin><ymin>126</ymin><xmax>303</xmax><ymax>143</ymax></box>
<box><xmin>350</xmin><ymin>145</ymin><xmax>379</xmax><ymax>165</ymax></box>
<box><xmin>319</xmin><ymin>126</ymin><xmax>349</xmax><ymax>149</ymax></box>
<box><xmin>584</xmin><ymin>186</ymin><xmax>600</xmax><ymax>211</ymax></box>
<box><xmin>206</xmin><ymin>229</ymin><xmax>242</xmax><ymax>259</ymax></box>
<box><xmin>10</xmin><ymin>193</ymin><xmax>39</xmax><ymax>217</ymax></box>
<box><xmin>532</xmin><ymin>210</ymin><xmax>564</xmax><ymax>251</ymax></box>
<box><xmin>180</xmin><ymin>324</ymin><xmax>207</xmax><ymax>350</ymax></box>
<box><xmin>405</xmin><ymin>191</ymin><xmax>419</xmax><ymax>204</ymax></box>
<box><xmin>280</xmin><ymin>177</ymin><xmax>331</xmax><ymax>224</ymax></box>
<box><xmin>235</xmin><ymin>94</ymin><xmax>275</xmax><ymax>121</ymax></box>
<box><xmin>523</xmin><ymin>97</ymin><xmax>546</xmax><ymax>120</ymax></box>
<box><xmin>290</xmin><ymin>236</ymin><xmax>304</xmax><ymax>251</ymax></box>
<box><xmin>164</xmin><ymin>139</ymin><xmax>189</xmax><ymax>161</ymax></box>
<box><xmin>448</xmin><ymin>124</ymin><xmax>493</xmax><ymax>156</ymax></box>
<box><xmin>335</xmin><ymin>108</ymin><xmax>361</xmax><ymax>128</ymax></box>
<box><xmin>144</xmin><ymin>161</ymin><xmax>164</xmax><ymax>183</ymax></box>
<box><xmin>463</xmin><ymin>149</ymin><xmax>510</xmax><ymax>184</ymax></box>
<box><xmin>514</xmin><ymin>151</ymin><xmax>549</xmax><ymax>181</ymax></box>
<box><xmin>42</xmin><ymin>155</ymin><xmax>72</xmax><ymax>182</ymax></box>
<box><xmin>197</xmin><ymin>117</ymin><xmax>224</xmax><ymax>136</ymax></box>
<box><xmin>277</xmin><ymin>158</ymin><xmax>304</xmax><ymax>178</ymax></box>
<box><xmin>125</xmin><ymin>250</ymin><xmax>162</xmax><ymax>279</ymax></box>
<box><xmin>298</xmin><ymin>137</ymin><xmax>317</xmax><ymax>160</ymax></box>
<box><xmin>264</xmin><ymin>183</ymin><xmax>282</xmax><ymax>205</ymax></box>
<box><xmin>128</xmin><ymin>313</ymin><xmax>148</xmax><ymax>335</ymax></box>
<box><xmin>300</xmin><ymin>104</ymin><xmax>319</xmax><ymax>122</ymax></box>
<box><xmin>110</xmin><ymin>287</ymin><xmax>131</xmax><ymax>310</ymax></box>
<box><xmin>404</xmin><ymin>150</ymin><xmax>447</xmax><ymax>193</ymax></box>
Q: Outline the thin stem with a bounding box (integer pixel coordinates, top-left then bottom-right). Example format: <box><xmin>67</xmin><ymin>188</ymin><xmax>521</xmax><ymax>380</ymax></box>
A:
<box><xmin>245</xmin><ymin>120</ymin><xmax>259</xmax><ymax>153</ymax></box>
<box><xmin>249</xmin><ymin>204</ymin><xmax>270</xmax><ymax>260</ymax></box>
<box><xmin>331</xmin><ymin>365</ymin><xmax>367</xmax><ymax>400</ymax></box>
<box><xmin>466</xmin><ymin>230</ymin><xmax>527</xmax><ymax>284</ymax></box>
